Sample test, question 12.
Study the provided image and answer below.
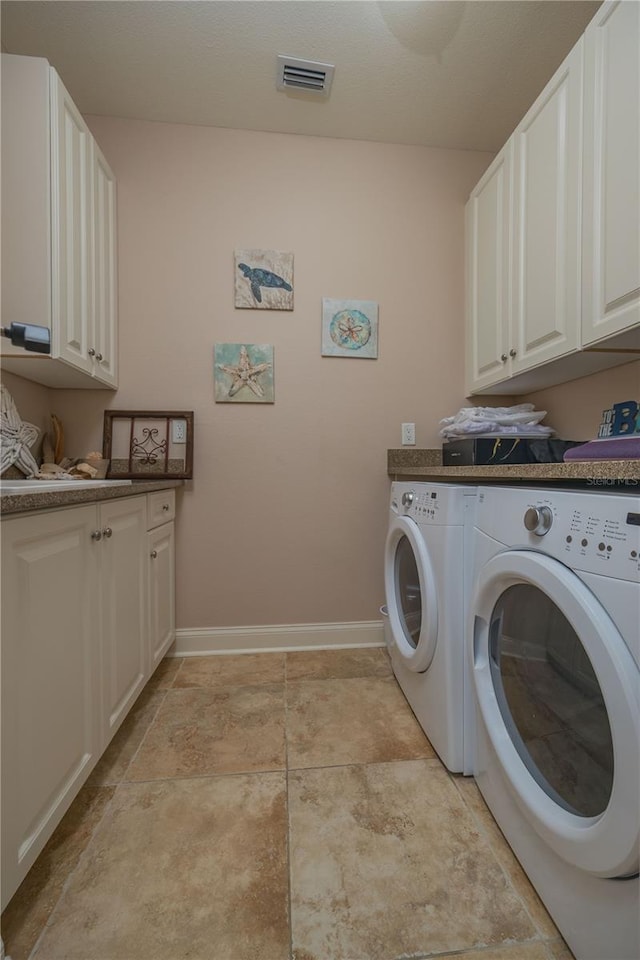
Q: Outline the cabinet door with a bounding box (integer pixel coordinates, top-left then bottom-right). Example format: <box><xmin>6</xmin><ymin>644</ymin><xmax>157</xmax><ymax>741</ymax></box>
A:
<box><xmin>49</xmin><ymin>70</ymin><xmax>93</xmax><ymax>375</ymax></box>
<box><xmin>91</xmin><ymin>141</ymin><xmax>118</xmax><ymax>387</ymax></box>
<box><xmin>582</xmin><ymin>0</ymin><xmax>640</xmax><ymax>346</ymax></box>
<box><xmin>511</xmin><ymin>39</ymin><xmax>583</xmax><ymax>374</ymax></box>
<box><xmin>1</xmin><ymin>506</ymin><xmax>99</xmax><ymax>908</ymax></box>
<box><xmin>0</xmin><ymin>54</ymin><xmax>52</xmax><ymax>345</ymax></box>
<box><xmin>99</xmin><ymin>496</ymin><xmax>147</xmax><ymax>745</ymax></box>
<box><xmin>148</xmin><ymin>522</ymin><xmax>176</xmax><ymax>672</ymax></box>
<box><xmin>465</xmin><ymin>142</ymin><xmax>512</xmax><ymax>392</ymax></box>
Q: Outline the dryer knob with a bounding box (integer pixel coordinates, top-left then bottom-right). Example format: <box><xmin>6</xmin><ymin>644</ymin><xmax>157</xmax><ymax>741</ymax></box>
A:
<box><xmin>524</xmin><ymin>505</ymin><xmax>553</xmax><ymax>536</ymax></box>
<box><xmin>401</xmin><ymin>491</ymin><xmax>414</xmax><ymax>507</ymax></box>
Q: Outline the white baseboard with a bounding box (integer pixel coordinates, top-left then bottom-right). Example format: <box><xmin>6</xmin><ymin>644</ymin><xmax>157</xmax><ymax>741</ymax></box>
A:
<box><xmin>170</xmin><ymin>619</ymin><xmax>384</xmax><ymax>657</ymax></box>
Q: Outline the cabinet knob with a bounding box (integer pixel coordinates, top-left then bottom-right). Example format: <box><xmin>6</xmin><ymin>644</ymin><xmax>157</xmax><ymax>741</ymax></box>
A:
<box><xmin>102</xmin><ymin>527</ymin><xmax>113</xmax><ymax>538</ymax></box>
<box><xmin>162</xmin><ymin>503</ymin><xmax>170</xmax><ymax>512</ymax></box>
<box><xmin>95</xmin><ymin>353</ymin><xmax>103</xmax><ymax>362</ymax></box>
<box><xmin>500</xmin><ymin>353</ymin><xmax>508</xmax><ymax>362</ymax></box>
<box><xmin>91</xmin><ymin>529</ymin><xmax>102</xmax><ymax>541</ymax></box>
<box><xmin>509</xmin><ymin>348</ymin><xmax>517</xmax><ymax>358</ymax></box>
<box><xmin>88</xmin><ymin>347</ymin><xmax>96</xmax><ymax>357</ymax></box>
<box><xmin>150</xmin><ymin>549</ymin><xmax>158</xmax><ymax>559</ymax></box>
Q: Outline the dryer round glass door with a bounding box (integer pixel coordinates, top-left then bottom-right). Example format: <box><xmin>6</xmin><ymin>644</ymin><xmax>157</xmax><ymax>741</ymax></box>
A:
<box><xmin>384</xmin><ymin>515</ymin><xmax>438</xmax><ymax>672</ymax></box>
<box><xmin>471</xmin><ymin>550</ymin><xmax>640</xmax><ymax>878</ymax></box>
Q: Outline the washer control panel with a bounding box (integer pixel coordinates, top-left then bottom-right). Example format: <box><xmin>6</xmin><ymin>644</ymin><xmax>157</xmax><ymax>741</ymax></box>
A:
<box><xmin>390</xmin><ymin>482</ymin><xmax>475</xmax><ymax>526</ymax></box>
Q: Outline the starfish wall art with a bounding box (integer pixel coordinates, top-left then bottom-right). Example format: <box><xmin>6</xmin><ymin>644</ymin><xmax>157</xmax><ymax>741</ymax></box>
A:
<box><xmin>214</xmin><ymin>343</ymin><xmax>275</xmax><ymax>403</ymax></box>
<box><xmin>234</xmin><ymin>249</ymin><xmax>294</xmax><ymax>310</ymax></box>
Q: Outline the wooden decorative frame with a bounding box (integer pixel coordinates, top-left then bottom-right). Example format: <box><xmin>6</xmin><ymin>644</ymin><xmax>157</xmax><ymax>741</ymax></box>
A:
<box><xmin>103</xmin><ymin>410</ymin><xmax>194</xmax><ymax>479</ymax></box>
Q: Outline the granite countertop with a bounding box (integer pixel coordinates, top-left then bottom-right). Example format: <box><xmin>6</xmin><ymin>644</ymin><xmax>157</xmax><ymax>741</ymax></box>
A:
<box><xmin>0</xmin><ymin>479</ymin><xmax>184</xmax><ymax>517</ymax></box>
<box><xmin>388</xmin><ymin>449</ymin><xmax>640</xmax><ymax>485</ymax></box>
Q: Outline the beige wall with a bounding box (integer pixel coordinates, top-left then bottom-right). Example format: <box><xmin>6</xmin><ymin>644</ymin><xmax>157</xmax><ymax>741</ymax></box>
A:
<box><xmin>11</xmin><ymin>117</ymin><xmax>490</xmax><ymax>629</ymax></box>
<box><xmin>521</xmin><ymin>360</ymin><xmax>640</xmax><ymax>439</ymax></box>
<box><xmin>4</xmin><ymin>118</ymin><xmax>637</xmax><ymax>628</ymax></box>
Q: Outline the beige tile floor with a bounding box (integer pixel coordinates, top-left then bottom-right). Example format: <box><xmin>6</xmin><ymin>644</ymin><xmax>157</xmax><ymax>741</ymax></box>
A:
<box><xmin>1</xmin><ymin>647</ymin><xmax>575</xmax><ymax>960</ymax></box>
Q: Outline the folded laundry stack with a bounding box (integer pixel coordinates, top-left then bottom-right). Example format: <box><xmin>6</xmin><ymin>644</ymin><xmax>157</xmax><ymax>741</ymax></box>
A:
<box><xmin>440</xmin><ymin>404</ymin><xmax>575</xmax><ymax>465</ymax></box>
<box><xmin>440</xmin><ymin>403</ymin><xmax>553</xmax><ymax>439</ymax></box>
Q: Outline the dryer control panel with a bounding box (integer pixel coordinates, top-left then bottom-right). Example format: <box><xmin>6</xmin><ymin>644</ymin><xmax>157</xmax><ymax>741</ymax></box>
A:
<box><xmin>476</xmin><ymin>486</ymin><xmax>640</xmax><ymax>581</ymax></box>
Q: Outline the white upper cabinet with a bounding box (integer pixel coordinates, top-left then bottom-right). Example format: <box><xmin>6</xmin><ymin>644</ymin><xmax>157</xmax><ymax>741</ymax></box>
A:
<box><xmin>581</xmin><ymin>0</ymin><xmax>640</xmax><ymax>347</ymax></box>
<box><xmin>466</xmin><ymin>41</ymin><xmax>583</xmax><ymax>394</ymax></box>
<box><xmin>511</xmin><ymin>39</ymin><xmax>583</xmax><ymax>374</ymax></box>
<box><xmin>465</xmin><ymin>1</ymin><xmax>639</xmax><ymax>395</ymax></box>
<box><xmin>50</xmin><ymin>71</ymin><xmax>93</xmax><ymax>376</ymax></box>
<box><xmin>465</xmin><ymin>143</ymin><xmax>512</xmax><ymax>393</ymax></box>
<box><xmin>1</xmin><ymin>54</ymin><xmax>118</xmax><ymax>388</ymax></box>
<box><xmin>91</xmin><ymin>141</ymin><xmax>118</xmax><ymax>386</ymax></box>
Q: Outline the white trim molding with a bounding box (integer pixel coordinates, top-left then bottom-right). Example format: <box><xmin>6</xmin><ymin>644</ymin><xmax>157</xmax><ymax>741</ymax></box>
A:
<box><xmin>170</xmin><ymin>619</ymin><xmax>384</xmax><ymax>657</ymax></box>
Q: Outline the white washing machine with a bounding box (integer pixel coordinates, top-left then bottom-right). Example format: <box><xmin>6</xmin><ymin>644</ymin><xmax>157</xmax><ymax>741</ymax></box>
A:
<box><xmin>384</xmin><ymin>481</ymin><xmax>476</xmax><ymax>774</ymax></box>
<box><xmin>469</xmin><ymin>485</ymin><xmax>640</xmax><ymax>960</ymax></box>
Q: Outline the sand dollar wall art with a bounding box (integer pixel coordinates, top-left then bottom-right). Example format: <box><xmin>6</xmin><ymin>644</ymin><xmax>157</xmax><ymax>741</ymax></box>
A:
<box><xmin>321</xmin><ymin>299</ymin><xmax>379</xmax><ymax>359</ymax></box>
<box><xmin>214</xmin><ymin>343</ymin><xmax>275</xmax><ymax>403</ymax></box>
<box><xmin>234</xmin><ymin>249</ymin><xmax>294</xmax><ymax>310</ymax></box>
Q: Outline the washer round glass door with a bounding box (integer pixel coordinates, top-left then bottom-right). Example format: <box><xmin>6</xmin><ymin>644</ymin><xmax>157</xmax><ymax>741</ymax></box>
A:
<box><xmin>384</xmin><ymin>515</ymin><xmax>438</xmax><ymax>672</ymax></box>
<box><xmin>472</xmin><ymin>550</ymin><xmax>640</xmax><ymax>878</ymax></box>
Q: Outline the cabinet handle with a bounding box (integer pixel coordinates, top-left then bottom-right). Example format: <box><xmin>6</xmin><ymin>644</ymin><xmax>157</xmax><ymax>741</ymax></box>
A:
<box><xmin>88</xmin><ymin>347</ymin><xmax>96</xmax><ymax>357</ymax></box>
<box><xmin>509</xmin><ymin>348</ymin><xmax>517</xmax><ymax>358</ymax></box>
<box><xmin>500</xmin><ymin>353</ymin><xmax>508</xmax><ymax>362</ymax></box>
<box><xmin>96</xmin><ymin>353</ymin><xmax>103</xmax><ymax>362</ymax></box>
<box><xmin>103</xmin><ymin>527</ymin><xmax>113</xmax><ymax>538</ymax></box>
<box><xmin>150</xmin><ymin>549</ymin><xmax>158</xmax><ymax>559</ymax></box>
<box><xmin>91</xmin><ymin>529</ymin><xmax>102</xmax><ymax>541</ymax></box>
<box><xmin>162</xmin><ymin>503</ymin><xmax>170</xmax><ymax>512</ymax></box>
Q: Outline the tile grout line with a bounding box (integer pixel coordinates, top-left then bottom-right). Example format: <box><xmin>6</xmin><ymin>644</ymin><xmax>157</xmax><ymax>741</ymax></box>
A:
<box><xmin>25</xmin><ymin>782</ymin><xmax>121</xmax><ymax>960</ymax></box>
<box><xmin>284</xmin><ymin>653</ymin><xmax>295</xmax><ymax>960</ymax></box>
<box><xmin>25</xmin><ymin>682</ymin><xmax>174</xmax><ymax>960</ymax></box>
<box><xmin>447</xmin><ymin>773</ymin><xmax>562</xmax><ymax>951</ymax></box>
<box><xmin>391</xmin><ymin>937</ymin><xmax>557</xmax><ymax>960</ymax></box>
<box><xmin>23</xmin><ymin>670</ymin><xmax>180</xmax><ymax>960</ymax></box>
<box><xmin>113</xmin><ymin>684</ymin><xmax>171</xmax><ymax>786</ymax></box>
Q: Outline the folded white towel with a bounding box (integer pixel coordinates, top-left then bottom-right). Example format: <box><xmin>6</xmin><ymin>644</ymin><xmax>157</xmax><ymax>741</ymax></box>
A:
<box><xmin>440</xmin><ymin>403</ymin><xmax>554</xmax><ymax>439</ymax></box>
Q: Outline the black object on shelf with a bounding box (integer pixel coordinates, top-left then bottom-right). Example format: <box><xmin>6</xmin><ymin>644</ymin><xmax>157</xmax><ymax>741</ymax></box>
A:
<box><xmin>442</xmin><ymin>437</ymin><xmax>584</xmax><ymax>466</ymax></box>
<box><xmin>2</xmin><ymin>323</ymin><xmax>51</xmax><ymax>354</ymax></box>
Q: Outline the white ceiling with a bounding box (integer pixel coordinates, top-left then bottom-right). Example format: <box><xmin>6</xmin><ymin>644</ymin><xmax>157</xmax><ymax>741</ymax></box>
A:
<box><xmin>1</xmin><ymin>1</ymin><xmax>601</xmax><ymax>152</ymax></box>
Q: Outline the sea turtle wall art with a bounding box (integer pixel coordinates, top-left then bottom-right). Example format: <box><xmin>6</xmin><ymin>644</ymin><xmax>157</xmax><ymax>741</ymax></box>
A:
<box><xmin>321</xmin><ymin>299</ymin><xmax>379</xmax><ymax>359</ymax></box>
<box><xmin>234</xmin><ymin>249</ymin><xmax>294</xmax><ymax>310</ymax></box>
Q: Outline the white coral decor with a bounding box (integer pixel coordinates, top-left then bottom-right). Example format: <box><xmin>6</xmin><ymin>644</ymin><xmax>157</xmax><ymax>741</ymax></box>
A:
<box><xmin>0</xmin><ymin>384</ymin><xmax>40</xmax><ymax>477</ymax></box>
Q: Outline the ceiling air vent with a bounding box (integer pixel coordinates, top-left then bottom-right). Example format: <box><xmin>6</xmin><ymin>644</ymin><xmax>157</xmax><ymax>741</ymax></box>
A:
<box><xmin>276</xmin><ymin>55</ymin><xmax>335</xmax><ymax>96</ymax></box>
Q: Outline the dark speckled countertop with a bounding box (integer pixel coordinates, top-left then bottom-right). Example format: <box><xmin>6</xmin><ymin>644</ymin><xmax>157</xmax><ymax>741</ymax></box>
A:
<box><xmin>388</xmin><ymin>449</ymin><xmax>640</xmax><ymax>487</ymax></box>
<box><xmin>0</xmin><ymin>479</ymin><xmax>184</xmax><ymax>516</ymax></box>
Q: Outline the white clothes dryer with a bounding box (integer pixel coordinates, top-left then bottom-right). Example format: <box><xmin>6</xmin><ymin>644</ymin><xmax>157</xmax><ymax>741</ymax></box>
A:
<box><xmin>469</xmin><ymin>485</ymin><xmax>640</xmax><ymax>960</ymax></box>
<box><xmin>384</xmin><ymin>481</ymin><xmax>476</xmax><ymax>774</ymax></box>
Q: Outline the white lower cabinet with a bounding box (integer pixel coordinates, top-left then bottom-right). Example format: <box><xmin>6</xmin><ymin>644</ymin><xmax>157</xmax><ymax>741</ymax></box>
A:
<box><xmin>147</xmin><ymin>489</ymin><xmax>176</xmax><ymax>673</ymax></box>
<box><xmin>1</xmin><ymin>489</ymin><xmax>176</xmax><ymax>909</ymax></box>
<box><xmin>1</xmin><ymin>506</ymin><xmax>99</xmax><ymax>909</ymax></box>
<box><xmin>99</xmin><ymin>497</ymin><xmax>147</xmax><ymax>744</ymax></box>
